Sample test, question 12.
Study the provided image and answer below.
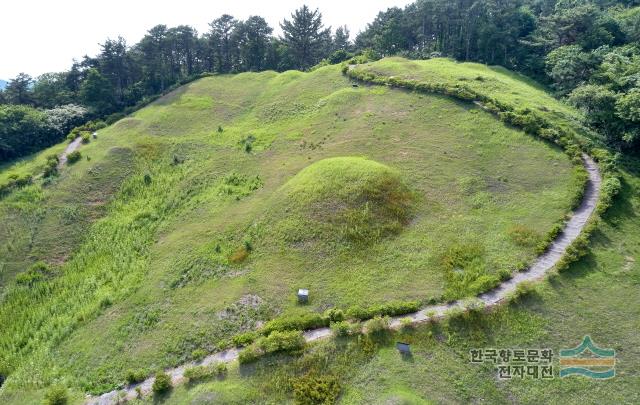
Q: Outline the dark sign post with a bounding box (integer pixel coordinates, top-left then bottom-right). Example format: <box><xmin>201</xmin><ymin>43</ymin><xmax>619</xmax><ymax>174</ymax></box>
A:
<box><xmin>396</xmin><ymin>342</ymin><xmax>411</xmax><ymax>356</ymax></box>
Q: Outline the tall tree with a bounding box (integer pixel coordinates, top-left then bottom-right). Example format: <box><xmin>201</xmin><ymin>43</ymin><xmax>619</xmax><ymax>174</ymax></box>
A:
<box><xmin>137</xmin><ymin>25</ymin><xmax>171</xmax><ymax>93</ymax></box>
<box><xmin>280</xmin><ymin>6</ymin><xmax>331</xmax><ymax>70</ymax></box>
<box><xmin>33</xmin><ymin>72</ymin><xmax>73</xmax><ymax>108</ymax></box>
<box><xmin>235</xmin><ymin>16</ymin><xmax>273</xmax><ymax>71</ymax></box>
<box><xmin>208</xmin><ymin>15</ymin><xmax>238</xmax><ymax>73</ymax></box>
<box><xmin>98</xmin><ymin>37</ymin><xmax>134</xmax><ymax>105</ymax></box>
<box><xmin>170</xmin><ymin>25</ymin><xmax>199</xmax><ymax>76</ymax></box>
<box><xmin>5</xmin><ymin>73</ymin><xmax>34</xmax><ymax>105</ymax></box>
<box><xmin>332</xmin><ymin>26</ymin><xmax>351</xmax><ymax>52</ymax></box>
<box><xmin>79</xmin><ymin>68</ymin><xmax>115</xmax><ymax>114</ymax></box>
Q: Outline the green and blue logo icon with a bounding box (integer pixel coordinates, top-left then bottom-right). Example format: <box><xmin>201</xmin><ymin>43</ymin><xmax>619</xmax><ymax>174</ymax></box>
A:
<box><xmin>559</xmin><ymin>336</ymin><xmax>616</xmax><ymax>379</ymax></box>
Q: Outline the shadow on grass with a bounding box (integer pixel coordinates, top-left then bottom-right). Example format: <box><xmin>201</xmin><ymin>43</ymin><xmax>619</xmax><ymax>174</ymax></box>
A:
<box><xmin>602</xmin><ymin>176</ymin><xmax>636</xmax><ymax>225</ymax></box>
<box><xmin>152</xmin><ymin>389</ymin><xmax>172</xmax><ymax>404</ymax></box>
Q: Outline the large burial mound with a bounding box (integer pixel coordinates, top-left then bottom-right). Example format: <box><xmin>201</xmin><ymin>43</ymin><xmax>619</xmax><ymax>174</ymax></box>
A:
<box><xmin>267</xmin><ymin>157</ymin><xmax>416</xmax><ymax>248</ymax></box>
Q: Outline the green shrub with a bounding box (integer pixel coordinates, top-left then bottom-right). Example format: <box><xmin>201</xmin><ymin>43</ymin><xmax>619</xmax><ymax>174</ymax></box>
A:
<box><xmin>508</xmin><ymin>281</ymin><xmax>539</xmax><ymax>302</ymax></box>
<box><xmin>258</xmin><ymin>330</ymin><xmax>306</xmax><ymax>353</ymax></box>
<box><xmin>183</xmin><ymin>363</ymin><xmax>225</xmax><ymax>382</ymax></box>
<box><xmin>597</xmin><ymin>176</ymin><xmax>621</xmax><ymax>215</ymax></box>
<box><xmin>152</xmin><ymin>371</ymin><xmax>172</xmax><ymax>394</ymax></box>
<box><xmin>364</xmin><ymin>316</ymin><xmax>390</xmax><ymax>335</ymax></box>
<box><xmin>238</xmin><ymin>346</ymin><xmax>261</xmax><ymax>364</ymax></box>
<box><xmin>293</xmin><ymin>374</ymin><xmax>341</xmax><ymax>405</ymax></box>
<box><xmin>399</xmin><ymin>317</ymin><xmax>414</xmax><ymax>331</ymax></box>
<box><xmin>262</xmin><ymin>313</ymin><xmax>329</xmax><ymax>334</ymax></box>
<box><xmin>345</xmin><ymin>300</ymin><xmax>420</xmax><ymax>321</ymax></box>
<box><xmin>498</xmin><ymin>268</ymin><xmax>512</xmax><ymax>281</ymax></box>
<box><xmin>15</xmin><ymin>262</ymin><xmax>54</xmax><ymax>286</ymax></box>
<box><xmin>80</xmin><ymin>132</ymin><xmax>91</xmax><ymax>144</ymax></box>
<box><xmin>345</xmin><ymin>305</ymin><xmax>369</xmax><ymax>320</ymax></box>
<box><xmin>43</xmin><ymin>154</ymin><xmax>60</xmax><ymax>178</ymax></box>
<box><xmin>0</xmin><ymin>173</ymin><xmax>33</xmax><ymax>197</ymax></box>
<box><xmin>66</xmin><ymin>150</ymin><xmax>81</xmax><ymax>164</ymax></box>
<box><xmin>535</xmin><ymin>222</ymin><xmax>565</xmax><ymax>254</ymax></box>
<box><xmin>232</xmin><ymin>331</ymin><xmax>259</xmax><ymax>347</ymax></box>
<box><xmin>464</xmin><ymin>298</ymin><xmax>486</xmax><ymax>315</ymax></box>
<box><xmin>324</xmin><ymin>308</ymin><xmax>344</xmax><ymax>322</ymax></box>
<box><xmin>191</xmin><ymin>348</ymin><xmax>207</xmax><ymax>361</ymax></box>
<box><xmin>125</xmin><ymin>368</ymin><xmax>147</xmax><ymax>385</ymax></box>
<box><xmin>43</xmin><ymin>385</ymin><xmax>68</xmax><ymax>405</ymax></box>
<box><xmin>239</xmin><ymin>331</ymin><xmax>306</xmax><ymax>364</ymax></box>
<box><xmin>330</xmin><ymin>321</ymin><xmax>352</xmax><ymax>337</ymax></box>
<box><xmin>105</xmin><ymin>112</ymin><xmax>125</xmax><ymax>125</ymax></box>
<box><xmin>44</xmin><ymin>385</ymin><xmax>69</xmax><ymax>405</ymax></box>
<box><xmin>214</xmin><ymin>362</ymin><xmax>228</xmax><ymax>376</ymax></box>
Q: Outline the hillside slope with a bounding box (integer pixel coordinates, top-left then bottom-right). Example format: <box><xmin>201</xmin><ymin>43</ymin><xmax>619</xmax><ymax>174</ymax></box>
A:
<box><xmin>126</xmin><ymin>59</ymin><xmax>639</xmax><ymax>405</ymax></box>
<box><xmin>0</xmin><ymin>61</ymin><xmax>586</xmax><ymax>403</ymax></box>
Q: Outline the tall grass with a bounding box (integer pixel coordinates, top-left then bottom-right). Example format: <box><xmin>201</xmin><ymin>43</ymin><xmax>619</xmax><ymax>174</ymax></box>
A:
<box><xmin>0</xmin><ymin>159</ymin><xmax>191</xmax><ymax>389</ymax></box>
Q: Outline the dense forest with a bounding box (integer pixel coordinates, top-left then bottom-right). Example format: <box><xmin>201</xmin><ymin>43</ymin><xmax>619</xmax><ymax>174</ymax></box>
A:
<box><xmin>2</xmin><ymin>0</ymin><xmax>640</xmax><ymax>162</ymax></box>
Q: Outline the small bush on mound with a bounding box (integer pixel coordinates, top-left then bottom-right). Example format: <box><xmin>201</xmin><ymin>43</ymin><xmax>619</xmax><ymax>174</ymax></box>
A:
<box><xmin>125</xmin><ymin>368</ymin><xmax>147</xmax><ymax>385</ymax></box>
<box><xmin>152</xmin><ymin>371</ymin><xmax>172</xmax><ymax>394</ymax></box>
<box><xmin>293</xmin><ymin>374</ymin><xmax>341</xmax><ymax>405</ymax></box>
<box><xmin>44</xmin><ymin>385</ymin><xmax>68</xmax><ymax>405</ymax></box>
<box><xmin>228</xmin><ymin>245</ymin><xmax>249</xmax><ymax>264</ymax></box>
<box><xmin>66</xmin><ymin>151</ymin><xmax>81</xmax><ymax>164</ymax></box>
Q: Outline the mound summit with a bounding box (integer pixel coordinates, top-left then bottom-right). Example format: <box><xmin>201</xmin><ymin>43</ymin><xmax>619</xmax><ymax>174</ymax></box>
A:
<box><xmin>268</xmin><ymin>157</ymin><xmax>416</xmax><ymax>247</ymax></box>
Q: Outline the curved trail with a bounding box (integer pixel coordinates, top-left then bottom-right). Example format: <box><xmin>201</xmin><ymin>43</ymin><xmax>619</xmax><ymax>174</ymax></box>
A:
<box><xmin>58</xmin><ymin>136</ymin><xmax>82</xmax><ymax>168</ymax></box>
<box><xmin>88</xmin><ymin>154</ymin><xmax>601</xmax><ymax>404</ymax></box>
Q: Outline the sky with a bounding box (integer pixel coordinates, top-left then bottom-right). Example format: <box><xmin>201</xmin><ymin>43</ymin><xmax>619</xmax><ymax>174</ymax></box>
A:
<box><xmin>0</xmin><ymin>0</ymin><xmax>413</xmax><ymax>80</ymax></box>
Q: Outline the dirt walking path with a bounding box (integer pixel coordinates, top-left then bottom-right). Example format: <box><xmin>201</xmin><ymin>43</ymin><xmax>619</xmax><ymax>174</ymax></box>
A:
<box><xmin>87</xmin><ymin>154</ymin><xmax>601</xmax><ymax>404</ymax></box>
<box><xmin>58</xmin><ymin>137</ymin><xmax>82</xmax><ymax>168</ymax></box>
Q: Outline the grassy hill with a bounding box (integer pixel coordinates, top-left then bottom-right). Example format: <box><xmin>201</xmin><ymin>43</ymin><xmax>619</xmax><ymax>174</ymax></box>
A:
<box><xmin>0</xmin><ymin>59</ymin><xmax>631</xmax><ymax>404</ymax></box>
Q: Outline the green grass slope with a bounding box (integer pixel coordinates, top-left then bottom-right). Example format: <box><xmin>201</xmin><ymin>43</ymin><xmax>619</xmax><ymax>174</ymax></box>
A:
<box><xmin>350</xmin><ymin>57</ymin><xmax>592</xmax><ymax>144</ymax></box>
<box><xmin>0</xmin><ymin>61</ymin><xmax>583</xmax><ymax>402</ymax></box>
<box><xmin>158</xmin><ymin>160</ymin><xmax>639</xmax><ymax>405</ymax></box>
